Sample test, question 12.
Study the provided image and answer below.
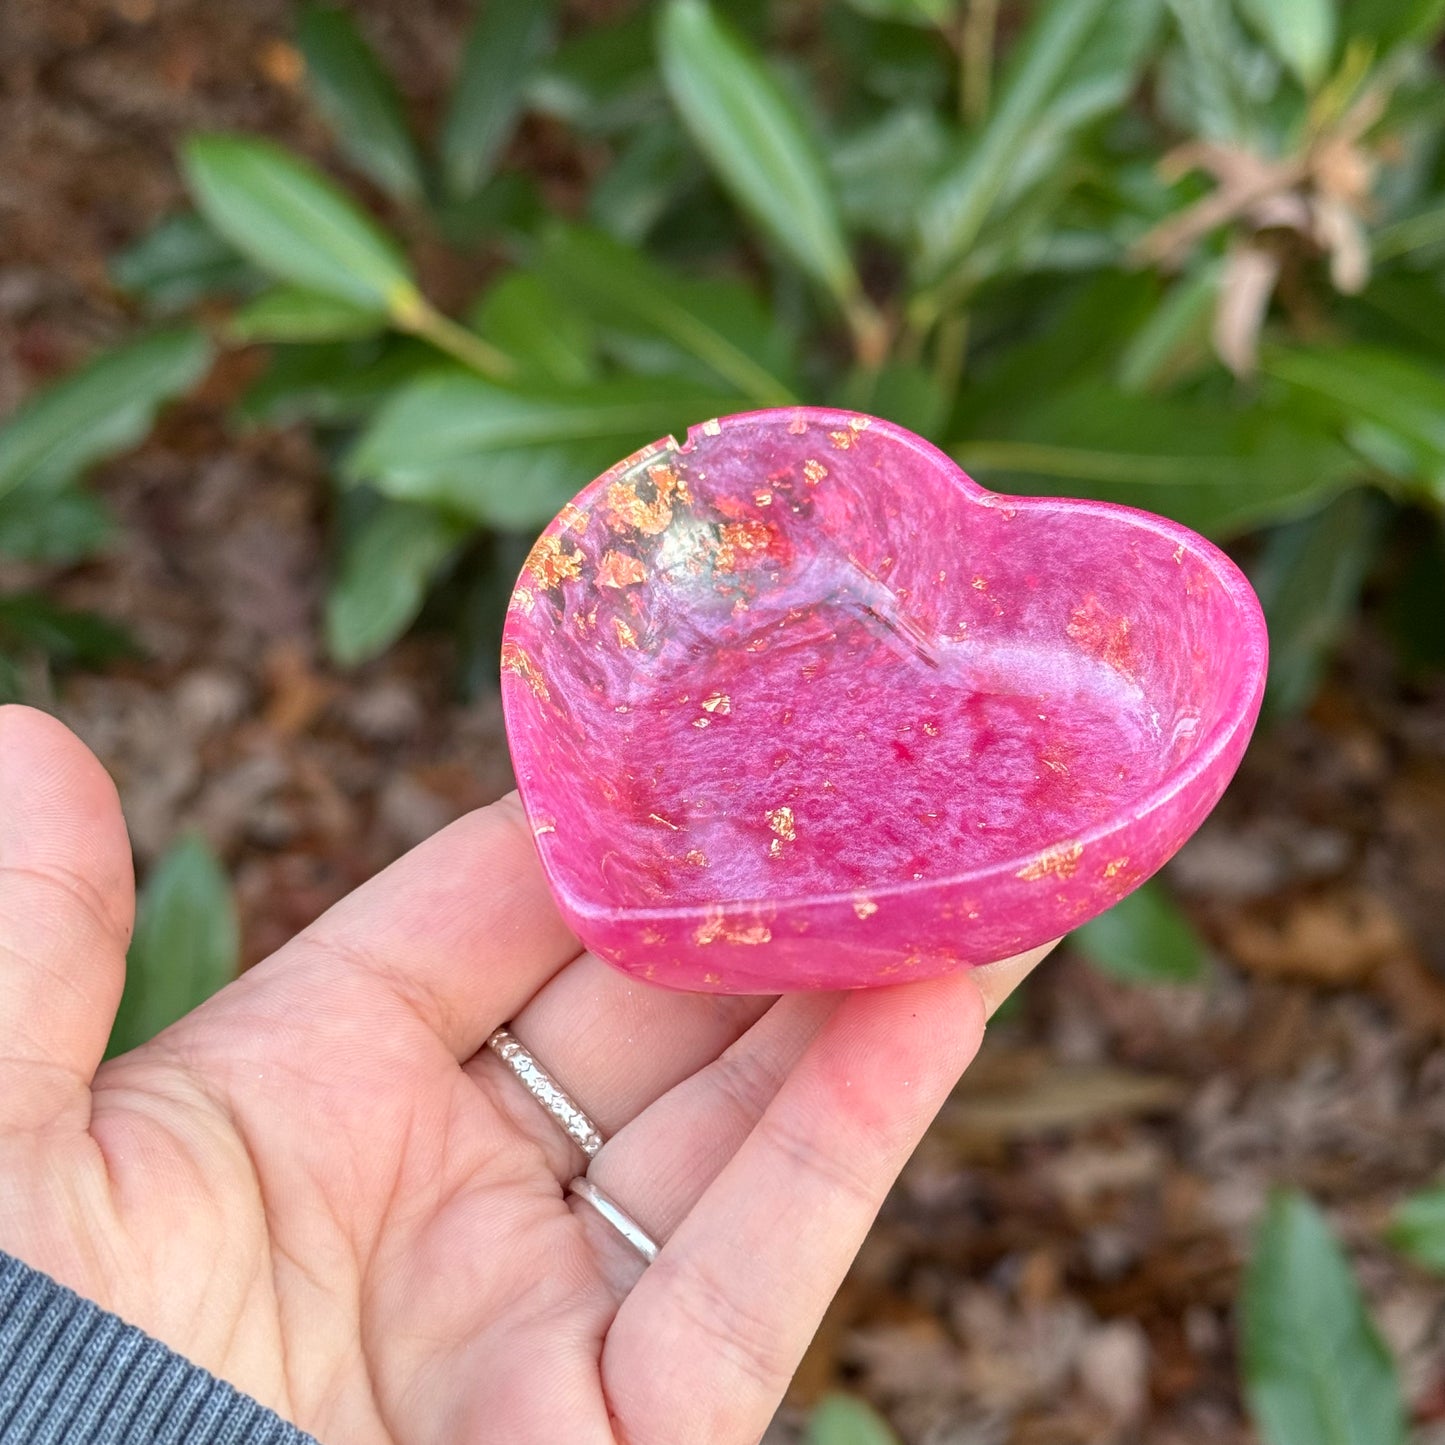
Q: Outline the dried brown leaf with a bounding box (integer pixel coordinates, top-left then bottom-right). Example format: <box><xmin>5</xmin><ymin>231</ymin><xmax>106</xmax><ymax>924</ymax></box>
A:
<box><xmin>944</xmin><ymin>1063</ymin><xmax>1185</xmax><ymax>1139</ymax></box>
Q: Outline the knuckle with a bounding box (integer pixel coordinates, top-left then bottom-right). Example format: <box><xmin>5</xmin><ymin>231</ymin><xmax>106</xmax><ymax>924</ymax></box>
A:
<box><xmin>0</xmin><ymin>861</ymin><xmax>126</xmax><ymax>951</ymax></box>
<box><xmin>755</xmin><ymin>1108</ymin><xmax>879</xmax><ymax>1208</ymax></box>
<box><xmin>660</xmin><ymin>1250</ymin><xmax>795</xmax><ymax>1399</ymax></box>
<box><xmin>707</xmin><ymin>1046</ymin><xmax>785</xmax><ymax>1132</ymax></box>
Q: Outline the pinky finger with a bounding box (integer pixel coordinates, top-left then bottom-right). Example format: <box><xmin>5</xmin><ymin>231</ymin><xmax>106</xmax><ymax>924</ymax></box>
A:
<box><xmin>600</xmin><ymin>966</ymin><xmax>989</xmax><ymax>1445</ymax></box>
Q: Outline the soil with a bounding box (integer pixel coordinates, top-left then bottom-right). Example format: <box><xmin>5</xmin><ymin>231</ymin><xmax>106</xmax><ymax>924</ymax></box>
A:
<box><xmin>3</xmin><ymin>2</ymin><xmax>1443</xmax><ymax>1442</ymax></box>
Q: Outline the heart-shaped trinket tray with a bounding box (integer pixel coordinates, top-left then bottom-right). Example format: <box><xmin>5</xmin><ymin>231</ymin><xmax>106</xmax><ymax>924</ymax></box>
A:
<box><xmin>501</xmin><ymin>408</ymin><xmax>1267</xmax><ymax>993</ymax></box>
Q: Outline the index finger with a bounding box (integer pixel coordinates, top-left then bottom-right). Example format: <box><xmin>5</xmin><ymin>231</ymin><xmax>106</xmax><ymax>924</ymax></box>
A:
<box><xmin>246</xmin><ymin>793</ymin><xmax>583</xmax><ymax>1061</ymax></box>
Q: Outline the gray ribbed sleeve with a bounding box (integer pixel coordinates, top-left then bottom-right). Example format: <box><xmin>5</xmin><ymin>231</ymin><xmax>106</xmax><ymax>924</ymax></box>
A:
<box><xmin>0</xmin><ymin>1253</ymin><xmax>319</xmax><ymax>1445</ymax></box>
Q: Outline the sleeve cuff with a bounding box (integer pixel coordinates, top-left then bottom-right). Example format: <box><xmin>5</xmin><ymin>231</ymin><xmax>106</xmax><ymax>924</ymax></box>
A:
<box><xmin>0</xmin><ymin>1251</ymin><xmax>319</xmax><ymax>1445</ymax></box>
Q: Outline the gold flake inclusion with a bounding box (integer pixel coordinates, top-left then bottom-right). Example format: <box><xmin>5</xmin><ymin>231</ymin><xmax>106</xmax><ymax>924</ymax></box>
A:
<box><xmin>597</xmin><ymin>550</ymin><xmax>646</xmax><ymax>588</ymax></box>
<box><xmin>524</xmin><ymin>535</ymin><xmax>584</xmax><ymax>589</ymax></box>
<box><xmin>767</xmin><ymin>805</ymin><xmax>796</xmax><ymax>841</ymax></box>
<box><xmin>695</xmin><ymin>911</ymin><xmax>772</xmax><ymax>946</ymax></box>
<box><xmin>1016</xmin><ymin>841</ymin><xmax>1084</xmax><ymax>882</ymax></box>
<box><xmin>715</xmin><ymin>518</ymin><xmax>775</xmax><ymax>571</ymax></box>
<box><xmin>606</xmin><ymin>466</ymin><xmax>685</xmax><ymax>535</ymax></box>
<box><xmin>500</xmin><ymin>642</ymin><xmax>550</xmax><ymax>702</ymax></box>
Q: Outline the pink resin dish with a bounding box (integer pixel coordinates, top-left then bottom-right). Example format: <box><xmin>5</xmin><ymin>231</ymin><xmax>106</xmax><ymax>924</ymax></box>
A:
<box><xmin>500</xmin><ymin>408</ymin><xmax>1267</xmax><ymax>993</ymax></box>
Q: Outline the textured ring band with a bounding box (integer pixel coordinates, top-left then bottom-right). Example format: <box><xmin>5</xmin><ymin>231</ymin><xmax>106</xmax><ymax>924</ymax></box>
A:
<box><xmin>485</xmin><ymin>1027</ymin><xmax>603</xmax><ymax>1159</ymax></box>
<box><xmin>568</xmin><ymin>1177</ymin><xmax>661</xmax><ymax>1265</ymax></box>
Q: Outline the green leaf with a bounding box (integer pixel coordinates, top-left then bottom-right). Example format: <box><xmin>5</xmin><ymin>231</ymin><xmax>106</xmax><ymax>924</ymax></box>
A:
<box><xmin>974</xmin><ymin>0</ymin><xmax>1165</xmax><ymax>232</ymax></box>
<box><xmin>1242</xmin><ymin>1190</ymin><xmax>1407</xmax><ymax>1445</ymax></box>
<box><xmin>430</xmin><ymin>172</ymin><xmax>548</xmax><ymax>250</ymax></box>
<box><xmin>0</xmin><ymin>653</ymin><xmax>19</xmax><ymax>705</ymax></box>
<box><xmin>536</xmin><ymin>225</ymin><xmax>798</xmax><ymax>405</ymax></box>
<box><xmin>0</xmin><ymin>484</ymin><xmax>113</xmax><ymax>562</ymax></box>
<box><xmin>1349</xmin><ymin>270</ymin><xmax>1445</xmax><ymax>354</ymax></box>
<box><xmin>805</xmin><ymin>1393</ymin><xmax>901</xmax><ymax>1445</ymax></box>
<box><xmin>1341</xmin><ymin>0</ymin><xmax>1445</xmax><ymax>52</ymax></box>
<box><xmin>1386</xmin><ymin>1183</ymin><xmax>1445</xmax><ymax>1273</ymax></box>
<box><xmin>529</xmin><ymin>7</ymin><xmax>661</xmax><ymax>136</ymax></box>
<box><xmin>0</xmin><ymin>328</ymin><xmax>211</xmax><ymax>505</ymax></box>
<box><xmin>227</xmin><ymin>286</ymin><xmax>389</xmax><ymax>344</ymax></box>
<box><xmin>0</xmin><ymin>595</ymin><xmax>138</xmax><ymax>669</ymax></box>
<box><xmin>346</xmin><ymin>371</ymin><xmax>741</xmax><ymax>529</ymax></box>
<box><xmin>1072</xmin><ymin>881</ymin><xmax>1207</xmax><ymax>984</ymax></box>
<box><xmin>326</xmin><ymin>497</ymin><xmax>471</xmax><ymax>666</ymax></box>
<box><xmin>1371</xmin><ymin>204</ymin><xmax>1445</xmax><ymax>266</ymax></box>
<box><xmin>1117</xmin><ymin>263</ymin><xmax>1221</xmax><ymax>393</ymax></box>
<box><xmin>827</xmin><ymin>6</ymin><xmax>954</xmax><ymax>109</ymax></box>
<box><xmin>1160</xmin><ymin>0</ymin><xmax>1278</xmax><ymax>144</ymax></box>
<box><xmin>916</xmin><ymin>0</ymin><xmax>1113</xmax><ymax>283</ymax></box>
<box><xmin>453</xmin><ymin>531</ymin><xmax>535</xmax><ymax>700</ymax></box>
<box><xmin>441</xmin><ymin>0</ymin><xmax>556</xmax><ymax>200</ymax></box>
<box><xmin>1253</xmin><ymin>489</ymin><xmax>1385</xmax><ymax>715</ymax></box>
<box><xmin>297</xmin><ymin>4</ymin><xmax>424</xmax><ymax>202</ymax></box>
<box><xmin>236</xmin><ymin>340</ymin><xmax>433</xmax><ymax>428</ymax></box>
<box><xmin>588</xmin><ymin>126</ymin><xmax>698</xmax><ymax>243</ymax></box>
<box><xmin>1237</xmin><ymin>0</ymin><xmax>1336</xmax><ymax>89</ymax></box>
<box><xmin>182</xmin><ymin>134</ymin><xmax>418</xmax><ymax>313</ymax></box>
<box><xmin>1263</xmin><ymin>345</ymin><xmax>1445</xmax><ymax>498</ymax></box>
<box><xmin>834</xmin><ymin>107</ymin><xmax>952</xmax><ymax>246</ymax></box>
<box><xmin>108</xmin><ymin>837</ymin><xmax>239</xmax><ymax>1057</ymax></box>
<box><xmin>953</xmin><ymin>271</ymin><xmax>1160</xmax><ymax>429</ymax></box>
<box><xmin>839</xmin><ymin>0</ymin><xmax>957</xmax><ymax>25</ymax></box>
<box><xmin>469</xmin><ymin>272</ymin><xmax>599</xmax><ymax>387</ymax></box>
<box><xmin>658</xmin><ymin>0</ymin><xmax>860</xmax><ymax>308</ymax></box>
<box><xmin>951</xmin><ymin>387</ymin><xmax>1360</xmax><ymax>537</ymax></box>
<box><xmin>110</xmin><ymin>212</ymin><xmax>258</xmax><ymax>313</ymax></box>
<box><xmin>1384</xmin><ymin>513</ymin><xmax>1445</xmax><ymax>678</ymax></box>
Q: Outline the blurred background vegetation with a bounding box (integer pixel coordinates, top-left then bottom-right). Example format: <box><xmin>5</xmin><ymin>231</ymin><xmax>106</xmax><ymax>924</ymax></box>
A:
<box><xmin>2</xmin><ymin>0</ymin><xmax>1445</xmax><ymax>1440</ymax></box>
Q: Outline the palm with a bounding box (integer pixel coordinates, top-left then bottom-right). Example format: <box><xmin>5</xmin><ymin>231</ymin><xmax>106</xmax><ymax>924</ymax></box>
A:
<box><xmin>0</xmin><ymin>706</ymin><xmax>1050</xmax><ymax>1445</ymax></box>
<box><xmin>42</xmin><ymin>998</ymin><xmax>613</xmax><ymax>1443</ymax></box>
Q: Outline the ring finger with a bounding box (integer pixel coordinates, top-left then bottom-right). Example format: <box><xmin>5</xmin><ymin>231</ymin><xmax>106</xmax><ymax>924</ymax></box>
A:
<box><xmin>464</xmin><ymin>951</ymin><xmax>775</xmax><ymax>1176</ymax></box>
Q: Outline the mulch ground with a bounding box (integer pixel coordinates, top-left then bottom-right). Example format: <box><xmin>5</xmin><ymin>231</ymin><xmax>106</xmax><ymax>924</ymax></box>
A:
<box><xmin>3</xmin><ymin>3</ymin><xmax>1444</xmax><ymax>1441</ymax></box>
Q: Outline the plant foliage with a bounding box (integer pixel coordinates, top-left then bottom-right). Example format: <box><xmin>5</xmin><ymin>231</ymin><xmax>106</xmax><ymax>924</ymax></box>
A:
<box><xmin>3</xmin><ymin>0</ymin><xmax>1441</xmax><ymax>699</ymax></box>
<box><xmin>1242</xmin><ymin>1191</ymin><xmax>1407</xmax><ymax>1445</ymax></box>
<box><xmin>107</xmin><ymin>836</ymin><xmax>240</xmax><ymax>1058</ymax></box>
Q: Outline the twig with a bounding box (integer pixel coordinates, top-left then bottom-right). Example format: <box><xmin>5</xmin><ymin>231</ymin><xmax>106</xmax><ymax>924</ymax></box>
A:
<box><xmin>391</xmin><ymin>291</ymin><xmax>516</xmax><ymax>382</ymax></box>
<box><xmin>960</xmin><ymin>0</ymin><xmax>999</xmax><ymax>126</ymax></box>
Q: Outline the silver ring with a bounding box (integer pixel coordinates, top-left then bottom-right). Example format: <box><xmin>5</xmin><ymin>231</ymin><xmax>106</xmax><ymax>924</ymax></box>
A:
<box><xmin>568</xmin><ymin>1177</ymin><xmax>660</xmax><ymax>1264</ymax></box>
<box><xmin>485</xmin><ymin>1027</ymin><xmax>603</xmax><ymax>1159</ymax></box>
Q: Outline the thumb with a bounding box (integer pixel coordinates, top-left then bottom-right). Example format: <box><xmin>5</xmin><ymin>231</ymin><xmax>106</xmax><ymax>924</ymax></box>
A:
<box><xmin>0</xmin><ymin>706</ymin><xmax>134</xmax><ymax>1132</ymax></box>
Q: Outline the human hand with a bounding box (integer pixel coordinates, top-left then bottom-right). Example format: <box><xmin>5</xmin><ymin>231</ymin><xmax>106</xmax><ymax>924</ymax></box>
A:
<box><xmin>0</xmin><ymin>704</ymin><xmax>1055</xmax><ymax>1445</ymax></box>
